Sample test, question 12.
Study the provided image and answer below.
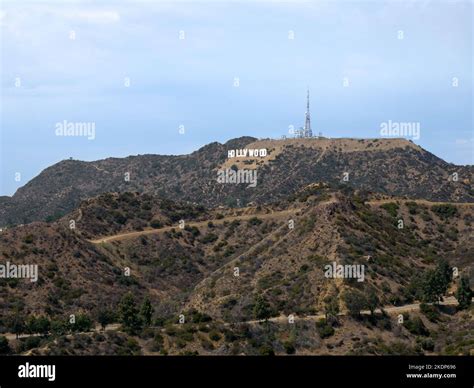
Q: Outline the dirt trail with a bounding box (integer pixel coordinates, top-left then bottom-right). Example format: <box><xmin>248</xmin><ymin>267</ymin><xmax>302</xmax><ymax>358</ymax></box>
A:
<box><xmin>3</xmin><ymin>324</ymin><xmax>121</xmax><ymax>341</ymax></box>
<box><xmin>89</xmin><ymin>209</ymin><xmax>297</xmax><ymax>244</ymax></box>
<box><xmin>188</xmin><ymin>221</ymin><xmax>292</xmax><ymax>308</ymax></box>
<box><xmin>367</xmin><ymin>199</ymin><xmax>474</xmax><ymax>207</ymax></box>
<box><xmin>4</xmin><ymin>298</ymin><xmax>470</xmax><ymax>342</ymax></box>
<box><xmin>92</xmin><ymin>198</ymin><xmax>472</xmax><ymax>244</ymax></box>
<box><xmin>242</xmin><ymin>296</ymin><xmax>463</xmax><ymax>325</ymax></box>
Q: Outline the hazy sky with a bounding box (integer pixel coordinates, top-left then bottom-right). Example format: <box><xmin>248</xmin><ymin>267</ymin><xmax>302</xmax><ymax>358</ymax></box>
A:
<box><xmin>1</xmin><ymin>0</ymin><xmax>472</xmax><ymax>196</ymax></box>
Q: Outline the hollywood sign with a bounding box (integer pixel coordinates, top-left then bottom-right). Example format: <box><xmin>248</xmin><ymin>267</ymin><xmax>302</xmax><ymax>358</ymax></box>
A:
<box><xmin>227</xmin><ymin>148</ymin><xmax>267</xmax><ymax>159</ymax></box>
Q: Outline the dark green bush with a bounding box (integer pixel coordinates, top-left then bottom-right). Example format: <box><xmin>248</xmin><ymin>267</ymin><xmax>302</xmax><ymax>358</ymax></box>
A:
<box><xmin>431</xmin><ymin>204</ymin><xmax>458</xmax><ymax>219</ymax></box>
<box><xmin>0</xmin><ymin>336</ymin><xmax>10</xmax><ymax>354</ymax></box>
<box><xmin>380</xmin><ymin>203</ymin><xmax>399</xmax><ymax>217</ymax></box>
<box><xmin>283</xmin><ymin>340</ymin><xmax>296</xmax><ymax>354</ymax></box>
<box><xmin>150</xmin><ymin>219</ymin><xmax>163</xmax><ymax>229</ymax></box>
<box><xmin>209</xmin><ymin>331</ymin><xmax>221</xmax><ymax>342</ymax></box>
<box><xmin>316</xmin><ymin>319</ymin><xmax>335</xmax><ymax>339</ymax></box>
<box><xmin>404</xmin><ymin>316</ymin><xmax>429</xmax><ymax>336</ymax></box>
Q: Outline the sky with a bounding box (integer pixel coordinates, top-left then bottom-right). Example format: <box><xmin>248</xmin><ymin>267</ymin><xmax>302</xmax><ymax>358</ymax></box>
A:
<box><xmin>0</xmin><ymin>0</ymin><xmax>473</xmax><ymax>196</ymax></box>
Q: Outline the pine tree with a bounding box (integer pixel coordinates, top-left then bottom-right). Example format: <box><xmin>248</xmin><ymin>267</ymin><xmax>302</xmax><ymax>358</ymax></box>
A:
<box><xmin>0</xmin><ymin>336</ymin><xmax>10</xmax><ymax>354</ymax></box>
<box><xmin>343</xmin><ymin>290</ymin><xmax>368</xmax><ymax>318</ymax></box>
<box><xmin>73</xmin><ymin>314</ymin><xmax>92</xmax><ymax>332</ymax></box>
<box><xmin>26</xmin><ymin>316</ymin><xmax>38</xmax><ymax>335</ymax></box>
<box><xmin>97</xmin><ymin>308</ymin><xmax>115</xmax><ymax>331</ymax></box>
<box><xmin>367</xmin><ymin>290</ymin><xmax>380</xmax><ymax>316</ymax></box>
<box><xmin>455</xmin><ymin>276</ymin><xmax>472</xmax><ymax>310</ymax></box>
<box><xmin>140</xmin><ymin>297</ymin><xmax>154</xmax><ymax>326</ymax></box>
<box><xmin>436</xmin><ymin>258</ymin><xmax>452</xmax><ymax>288</ymax></box>
<box><xmin>9</xmin><ymin>313</ymin><xmax>26</xmax><ymax>339</ymax></box>
<box><xmin>119</xmin><ymin>292</ymin><xmax>142</xmax><ymax>334</ymax></box>
<box><xmin>35</xmin><ymin>316</ymin><xmax>50</xmax><ymax>336</ymax></box>
<box><xmin>422</xmin><ymin>259</ymin><xmax>452</xmax><ymax>304</ymax></box>
<box><xmin>253</xmin><ymin>295</ymin><xmax>272</xmax><ymax>321</ymax></box>
<box><xmin>323</xmin><ymin>295</ymin><xmax>339</xmax><ymax>322</ymax></box>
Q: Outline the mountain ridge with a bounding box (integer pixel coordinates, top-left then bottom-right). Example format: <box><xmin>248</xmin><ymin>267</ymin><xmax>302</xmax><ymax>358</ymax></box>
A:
<box><xmin>1</xmin><ymin>136</ymin><xmax>472</xmax><ymax>226</ymax></box>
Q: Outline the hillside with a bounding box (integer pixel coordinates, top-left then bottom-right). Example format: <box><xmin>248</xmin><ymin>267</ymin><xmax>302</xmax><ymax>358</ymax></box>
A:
<box><xmin>0</xmin><ymin>187</ymin><xmax>472</xmax><ymax>355</ymax></box>
<box><xmin>1</xmin><ymin>137</ymin><xmax>472</xmax><ymax>226</ymax></box>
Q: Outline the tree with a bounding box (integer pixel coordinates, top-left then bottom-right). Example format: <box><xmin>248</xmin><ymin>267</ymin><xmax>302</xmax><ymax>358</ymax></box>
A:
<box><xmin>404</xmin><ymin>274</ymin><xmax>423</xmax><ymax>303</ymax></box>
<box><xmin>9</xmin><ymin>314</ymin><xmax>26</xmax><ymax>339</ymax></box>
<box><xmin>422</xmin><ymin>259</ymin><xmax>452</xmax><ymax>304</ymax></box>
<box><xmin>50</xmin><ymin>319</ymin><xmax>67</xmax><ymax>336</ymax></box>
<box><xmin>455</xmin><ymin>276</ymin><xmax>472</xmax><ymax>310</ymax></box>
<box><xmin>119</xmin><ymin>292</ymin><xmax>143</xmax><ymax>334</ymax></box>
<box><xmin>0</xmin><ymin>336</ymin><xmax>10</xmax><ymax>354</ymax></box>
<box><xmin>26</xmin><ymin>316</ymin><xmax>38</xmax><ymax>334</ymax></box>
<box><xmin>422</xmin><ymin>270</ymin><xmax>440</xmax><ymax>303</ymax></box>
<box><xmin>140</xmin><ymin>298</ymin><xmax>154</xmax><ymax>327</ymax></box>
<box><xmin>253</xmin><ymin>295</ymin><xmax>272</xmax><ymax>321</ymax></box>
<box><xmin>343</xmin><ymin>290</ymin><xmax>368</xmax><ymax>318</ymax></box>
<box><xmin>367</xmin><ymin>290</ymin><xmax>380</xmax><ymax>316</ymax></box>
<box><xmin>436</xmin><ymin>258</ymin><xmax>452</xmax><ymax>288</ymax></box>
<box><xmin>323</xmin><ymin>295</ymin><xmax>339</xmax><ymax>323</ymax></box>
<box><xmin>35</xmin><ymin>316</ymin><xmax>51</xmax><ymax>336</ymax></box>
<box><xmin>97</xmin><ymin>308</ymin><xmax>115</xmax><ymax>331</ymax></box>
<box><xmin>73</xmin><ymin>314</ymin><xmax>93</xmax><ymax>332</ymax></box>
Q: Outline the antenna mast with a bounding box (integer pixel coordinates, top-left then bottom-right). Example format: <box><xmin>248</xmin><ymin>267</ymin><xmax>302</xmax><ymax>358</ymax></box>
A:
<box><xmin>304</xmin><ymin>88</ymin><xmax>312</xmax><ymax>137</ymax></box>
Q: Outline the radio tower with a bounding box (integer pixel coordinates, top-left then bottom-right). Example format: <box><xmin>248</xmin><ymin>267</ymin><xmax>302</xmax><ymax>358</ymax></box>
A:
<box><xmin>304</xmin><ymin>88</ymin><xmax>312</xmax><ymax>138</ymax></box>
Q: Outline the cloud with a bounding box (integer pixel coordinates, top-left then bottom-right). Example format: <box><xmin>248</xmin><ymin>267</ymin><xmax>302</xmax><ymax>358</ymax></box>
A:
<box><xmin>61</xmin><ymin>10</ymin><xmax>120</xmax><ymax>23</ymax></box>
<box><xmin>455</xmin><ymin>138</ymin><xmax>474</xmax><ymax>146</ymax></box>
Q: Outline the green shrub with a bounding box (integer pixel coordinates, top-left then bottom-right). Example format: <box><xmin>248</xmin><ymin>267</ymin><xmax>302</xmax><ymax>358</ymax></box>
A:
<box><xmin>184</xmin><ymin>225</ymin><xmax>200</xmax><ymax>237</ymax></box>
<box><xmin>419</xmin><ymin>303</ymin><xmax>440</xmax><ymax>322</ymax></box>
<box><xmin>23</xmin><ymin>336</ymin><xmax>42</xmax><ymax>351</ymax></box>
<box><xmin>258</xmin><ymin>344</ymin><xmax>274</xmax><ymax>356</ymax></box>
<box><xmin>417</xmin><ymin>337</ymin><xmax>435</xmax><ymax>351</ymax></box>
<box><xmin>405</xmin><ymin>201</ymin><xmax>419</xmax><ymax>215</ymax></box>
<box><xmin>380</xmin><ymin>203</ymin><xmax>399</xmax><ymax>217</ymax></box>
<box><xmin>165</xmin><ymin>326</ymin><xmax>177</xmax><ymax>336</ymax></box>
<box><xmin>248</xmin><ymin>217</ymin><xmax>263</xmax><ymax>226</ymax></box>
<box><xmin>189</xmin><ymin>310</ymin><xmax>212</xmax><ymax>323</ymax></box>
<box><xmin>200</xmin><ymin>233</ymin><xmax>218</xmax><ymax>244</ymax></box>
<box><xmin>283</xmin><ymin>340</ymin><xmax>296</xmax><ymax>354</ymax></box>
<box><xmin>23</xmin><ymin>234</ymin><xmax>35</xmax><ymax>244</ymax></box>
<box><xmin>316</xmin><ymin>319</ymin><xmax>335</xmax><ymax>339</ymax></box>
<box><xmin>404</xmin><ymin>316</ymin><xmax>429</xmax><ymax>336</ymax></box>
<box><xmin>209</xmin><ymin>331</ymin><xmax>221</xmax><ymax>342</ymax></box>
<box><xmin>150</xmin><ymin>219</ymin><xmax>163</xmax><ymax>229</ymax></box>
<box><xmin>151</xmin><ymin>333</ymin><xmax>164</xmax><ymax>352</ymax></box>
<box><xmin>431</xmin><ymin>204</ymin><xmax>458</xmax><ymax>219</ymax></box>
